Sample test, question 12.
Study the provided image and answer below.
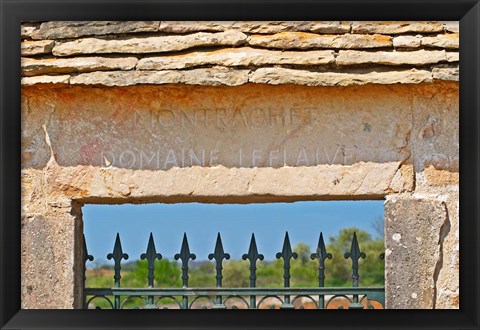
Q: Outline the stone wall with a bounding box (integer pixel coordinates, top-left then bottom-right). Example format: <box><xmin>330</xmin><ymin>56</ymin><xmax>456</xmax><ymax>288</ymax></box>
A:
<box><xmin>20</xmin><ymin>21</ymin><xmax>459</xmax><ymax>309</ymax></box>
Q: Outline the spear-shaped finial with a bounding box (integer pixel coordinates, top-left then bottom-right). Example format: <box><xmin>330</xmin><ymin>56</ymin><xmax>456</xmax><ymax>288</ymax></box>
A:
<box><xmin>276</xmin><ymin>232</ymin><xmax>298</xmax><ymax>286</ymax></box>
<box><xmin>310</xmin><ymin>232</ymin><xmax>332</xmax><ymax>287</ymax></box>
<box><xmin>140</xmin><ymin>233</ymin><xmax>162</xmax><ymax>288</ymax></box>
<box><xmin>174</xmin><ymin>233</ymin><xmax>196</xmax><ymax>288</ymax></box>
<box><xmin>344</xmin><ymin>232</ymin><xmax>366</xmax><ymax>287</ymax></box>
<box><xmin>208</xmin><ymin>233</ymin><xmax>230</xmax><ymax>287</ymax></box>
<box><xmin>242</xmin><ymin>233</ymin><xmax>264</xmax><ymax>287</ymax></box>
<box><xmin>242</xmin><ymin>233</ymin><xmax>264</xmax><ymax>309</ymax></box>
<box><xmin>107</xmin><ymin>233</ymin><xmax>129</xmax><ymax>288</ymax></box>
<box><xmin>276</xmin><ymin>232</ymin><xmax>298</xmax><ymax>308</ymax></box>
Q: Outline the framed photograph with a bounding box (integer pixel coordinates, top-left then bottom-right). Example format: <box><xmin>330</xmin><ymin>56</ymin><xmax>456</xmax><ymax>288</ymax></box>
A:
<box><xmin>1</xmin><ymin>0</ymin><xmax>479</xmax><ymax>329</ymax></box>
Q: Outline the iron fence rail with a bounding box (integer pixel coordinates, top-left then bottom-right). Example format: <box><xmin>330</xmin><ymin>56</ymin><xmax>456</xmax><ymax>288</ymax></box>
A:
<box><xmin>83</xmin><ymin>231</ymin><xmax>385</xmax><ymax>309</ymax></box>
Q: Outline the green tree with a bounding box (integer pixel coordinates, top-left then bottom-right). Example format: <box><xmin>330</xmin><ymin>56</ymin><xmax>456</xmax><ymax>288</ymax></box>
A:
<box><xmin>324</xmin><ymin>228</ymin><xmax>384</xmax><ymax>287</ymax></box>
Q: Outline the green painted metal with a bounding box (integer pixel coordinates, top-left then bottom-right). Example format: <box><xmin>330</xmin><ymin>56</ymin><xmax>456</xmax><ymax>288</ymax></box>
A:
<box><xmin>275</xmin><ymin>232</ymin><xmax>298</xmax><ymax>308</ymax></box>
<box><xmin>173</xmin><ymin>233</ymin><xmax>196</xmax><ymax>309</ymax></box>
<box><xmin>208</xmin><ymin>233</ymin><xmax>230</xmax><ymax>308</ymax></box>
<box><xmin>83</xmin><ymin>230</ymin><xmax>385</xmax><ymax>310</ymax></box>
<box><xmin>242</xmin><ymin>233</ymin><xmax>264</xmax><ymax>309</ymax></box>
<box><xmin>310</xmin><ymin>232</ymin><xmax>332</xmax><ymax>309</ymax></box>
<box><xmin>140</xmin><ymin>233</ymin><xmax>162</xmax><ymax>308</ymax></box>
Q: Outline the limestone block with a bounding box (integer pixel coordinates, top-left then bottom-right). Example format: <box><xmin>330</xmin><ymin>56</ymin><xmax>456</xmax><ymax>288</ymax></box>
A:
<box><xmin>39</xmin><ymin>162</ymin><xmax>405</xmax><ymax>203</ymax></box>
<box><xmin>247</xmin><ymin>32</ymin><xmax>392</xmax><ymax>49</ymax></box>
<box><xmin>443</xmin><ymin>21</ymin><xmax>459</xmax><ymax>33</ymax></box>
<box><xmin>249</xmin><ymin>67</ymin><xmax>433</xmax><ymax>86</ymax></box>
<box><xmin>446</xmin><ymin>52</ymin><xmax>459</xmax><ymax>62</ymax></box>
<box><xmin>137</xmin><ymin>48</ymin><xmax>335</xmax><ymax>70</ymax></box>
<box><xmin>22</xmin><ymin>57</ymin><xmax>138</xmax><ymax>76</ymax></box>
<box><xmin>432</xmin><ymin>66</ymin><xmax>459</xmax><ymax>81</ymax></box>
<box><xmin>384</xmin><ymin>197</ymin><xmax>448</xmax><ymax>308</ymax></box>
<box><xmin>52</xmin><ymin>31</ymin><xmax>247</xmax><ymax>56</ymax></box>
<box><xmin>21</xmin><ymin>23</ymin><xmax>39</xmax><ymax>39</ymax></box>
<box><xmin>22</xmin><ymin>75</ymin><xmax>70</xmax><ymax>85</ymax></box>
<box><xmin>21</xmin><ymin>211</ymin><xmax>83</xmax><ymax>309</ymax></box>
<box><xmin>21</xmin><ymin>40</ymin><xmax>54</xmax><ymax>55</ymax></box>
<box><xmin>21</xmin><ymin>83</ymin><xmax>414</xmax><ymax>170</ymax></box>
<box><xmin>70</xmin><ymin>68</ymin><xmax>249</xmax><ymax>86</ymax></box>
<box><xmin>158</xmin><ymin>21</ymin><xmax>351</xmax><ymax>34</ymax></box>
<box><xmin>336</xmin><ymin>49</ymin><xmax>447</xmax><ymax>66</ymax></box>
<box><xmin>352</xmin><ymin>21</ymin><xmax>444</xmax><ymax>34</ymax></box>
<box><xmin>392</xmin><ymin>36</ymin><xmax>421</xmax><ymax>48</ymax></box>
<box><xmin>409</xmin><ymin>82</ymin><xmax>459</xmax><ymax>172</ymax></box>
<box><xmin>32</xmin><ymin>21</ymin><xmax>160</xmax><ymax>40</ymax></box>
<box><xmin>421</xmin><ymin>34</ymin><xmax>459</xmax><ymax>49</ymax></box>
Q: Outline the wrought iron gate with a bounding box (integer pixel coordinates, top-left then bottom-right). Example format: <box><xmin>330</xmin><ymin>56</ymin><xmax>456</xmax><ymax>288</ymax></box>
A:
<box><xmin>83</xmin><ymin>231</ymin><xmax>385</xmax><ymax>309</ymax></box>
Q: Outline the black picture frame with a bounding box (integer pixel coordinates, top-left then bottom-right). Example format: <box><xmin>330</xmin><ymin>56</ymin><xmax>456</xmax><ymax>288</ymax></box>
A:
<box><xmin>1</xmin><ymin>0</ymin><xmax>479</xmax><ymax>329</ymax></box>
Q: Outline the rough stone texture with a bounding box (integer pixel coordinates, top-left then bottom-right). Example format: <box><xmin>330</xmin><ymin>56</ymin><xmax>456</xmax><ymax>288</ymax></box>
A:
<box><xmin>336</xmin><ymin>50</ymin><xmax>447</xmax><ymax>66</ymax></box>
<box><xmin>432</xmin><ymin>66</ymin><xmax>459</xmax><ymax>81</ymax></box>
<box><xmin>21</xmin><ymin>40</ymin><xmax>55</xmax><ymax>55</ymax></box>
<box><xmin>423</xmin><ymin>166</ymin><xmax>459</xmax><ymax>186</ymax></box>
<box><xmin>249</xmin><ymin>68</ymin><xmax>433</xmax><ymax>86</ymax></box>
<box><xmin>384</xmin><ymin>197</ymin><xmax>448</xmax><ymax>308</ymax></box>
<box><xmin>32</xmin><ymin>21</ymin><xmax>160</xmax><ymax>40</ymax></box>
<box><xmin>22</xmin><ymin>57</ymin><xmax>138</xmax><ymax>76</ymax></box>
<box><xmin>70</xmin><ymin>68</ymin><xmax>249</xmax><ymax>86</ymax></box>
<box><xmin>22</xmin><ymin>75</ymin><xmax>70</xmax><ymax>85</ymax></box>
<box><xmin>393</xmin><ymin>36</ymin><xmax>421</xmax><ymax>48</ymax></box>
<box><xmin>52</xmin><ymin>31</ymin><xmax>247</xmax><ymax>56</ymax></box>
<box><xmin>137</xmin><ymin>48</ymin><xmax>335</xmax><ymax>70</ymax></box>
<box><xmin>409</xmin><ymin>82</ymin><xmax>459</xmax><ymax>172</ymax></box>
<box><xmin>421</xmin><ymin>34</ymin><xmax>459</xmax><ymax>49</ymax></box>
<box><xmin>21</xmin><ymin>84</ymin><xmax>425</xmax><ymax>170</ymax></box>
<box><xmin>247</xmin><ymin>32</ymin><xmax>392</xmax><ymax>49</ymax></box>
<box><xmin>31</xmin><ymin>162</ymin><xmax>409</xmax><ymax>204</ymax></box>
<box><xmin>21</xmin><ymin>167</ymin><xmax>84</xmax><ymax>309</ymax></box>
<box><xmin>352</xmin><ymin>21</ymin><xmax>444</xmax><ymax>34</ymax></box>
<box><xmin>389</xmin><ymin>164</ymin><xmax>415</xmax><ymax>193</ymax></box>
<box><xmin>158</xmin><ymin>21</ymin><xmax>351</xmax><ymax>34</ymax></box>
<box><xmin>21</xmin><ymin>23</ymin><xmax>40</xmax><ymax>39</ymax></box>
<box><xmin>446</xmin><ymin>52</ymin><xmax>459</xmax><ymax>62</ymax></box>
<box><xmin>443</xmin><ymin>21</ymin><xmax>459</xmax><ymax>33</ymax></box>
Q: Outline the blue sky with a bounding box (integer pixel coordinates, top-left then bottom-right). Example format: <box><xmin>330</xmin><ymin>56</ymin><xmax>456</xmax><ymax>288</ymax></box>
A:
<box><xmin>83</xmin><ymin>200</ymin><xmax>384</xmax><ymax>266</ymax></box>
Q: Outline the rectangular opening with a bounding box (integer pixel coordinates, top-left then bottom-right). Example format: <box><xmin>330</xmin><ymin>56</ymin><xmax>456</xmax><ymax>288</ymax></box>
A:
<box><xmin>82</xmin><ymin>200</ymin><xmax>385</xmax><ymax>309</ymax></box>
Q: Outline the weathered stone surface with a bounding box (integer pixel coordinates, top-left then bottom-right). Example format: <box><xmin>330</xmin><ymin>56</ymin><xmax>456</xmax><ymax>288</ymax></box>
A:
<box><xmin>28</xmin><ymin>162</ymin><xmax>405</xmax><ymax>203</ymax></box>
<box><xmin>22</xmin><ymin>210</ymin><xmax>83</xmax><ymax>309</ymax></box>
<box><xmin>22</xmin><ymin>57</ymin><xmax>137</xmax><ymax>76</ymax></box>
<box><xmin>21</xmin><ymin>84</ymin><xmax>416</xmax><ymax>170</ymax></box>
<box><xmin>52</xmin><ymin>31</ymin><xmax>247</xmax><ymax>56</ymax></box>
<box><xmin>352</xmin><ymin>21</ymin><xmax>444</xmax><ymax>34</ymax></box>
<box><xmin>423</xmin><ymin>166</ymin><xmax>459</xmax><ymax>186</ymax></box>
<box><xmin>159</xmin><ymin>21</ymin><xmax>351</xmax><ymax>34</ymax></box>
<box><xmin>443</xmin><ymin>21</ymin><xmax>459</xmax><ymax>33</ymax></box>
<box><xmin>22</xmin><ymin>75</ymin><xmax>70</xmax><ymax>85</ymax></box>
<box><xmin>409</xmin><ymin>82</ymin><xmax>459</xmax><ymax>172</ymax></box>
<box><xmin>336</xmin><ymin>49</ymin><xmax>447</xmax><ymax>66</ymax></box>
<box><xmin>21</xmin><ymin>23</ymin><xmax>40</xmax><ymax>39</ymax></box>
<box><xmin>137</xmin><ymin>48</ymin><xmax>335</xmax><ymax>70</ymax></box>
<box><xmin>21</xmin><ymin>40</ymin><xmax>55</xmax><ymax>55</ymax></box>
<box><xmin>393</xmin><ymin>36</ymin><xmax>421</xmax><ymax>48</ymax></box>
<box><xmin>32</xmin><ymin>21</ymin><xmax>160</xmax><ymax>40</ymax></box>
<box><xmin>249</xmin><ymin>67</ymin><xmax>433</xmax><ymax>86</ymax></box>
<box><xmin>247</xmin><ymin>32</ymin><xmax>392</xmax><ymax>49</ymax></box>
<box><xmin>432</xmin><ymin>66</ymin><xmax>459</xmax><ymax>81</ymax></box>
<box><xmin>421</xmin><ymin>34</ymin><xmax>459</xmax><ymax>49</ymax></box>
<box><xmin>384</xmin><ymin>197</ymin><xmax>448</xmax><ymax>308</ymax></box>
<box><xmin>70</xmin><ymin>68</ymin><xmax>249</xmax><ymax>86</ymax></box>
<box><xmin>389</xmin><ymin>164</ymin><xmax>415</xmax><ymax>193</ymax></box>
<box><xmin>446</xmin><ymin>52</ymin><xmax>459</xmax><ymax>62</ymax></box>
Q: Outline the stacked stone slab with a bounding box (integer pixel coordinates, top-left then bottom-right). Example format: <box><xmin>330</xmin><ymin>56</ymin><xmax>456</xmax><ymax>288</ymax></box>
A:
<box><xmin>21</xmin><ymin>21</ymin><xmax>459</xmax><ymax>86</ymax></box>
